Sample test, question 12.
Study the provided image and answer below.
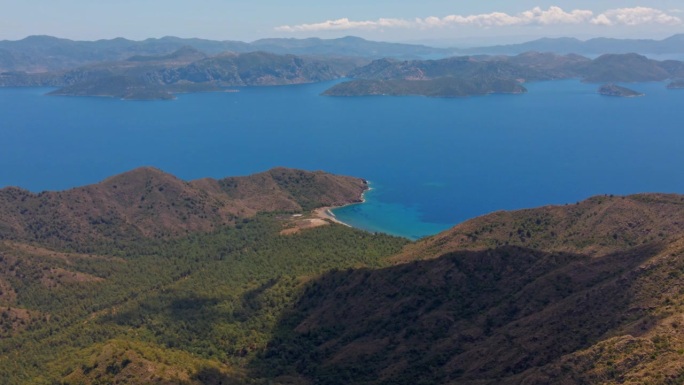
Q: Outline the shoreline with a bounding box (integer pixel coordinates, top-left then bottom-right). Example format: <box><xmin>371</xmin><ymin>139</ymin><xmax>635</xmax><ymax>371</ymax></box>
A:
<box><xmin>313</xmin><ymin>182</ymin><xmax>372</xmax><ymax>227</ymax></box>
<box><xmin>313</xmin><ymin>206</ymin><xmax>352</xmax><ymax>227</ymax></box>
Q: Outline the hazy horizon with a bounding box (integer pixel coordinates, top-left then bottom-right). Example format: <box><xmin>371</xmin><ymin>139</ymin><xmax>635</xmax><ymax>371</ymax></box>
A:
<box><xmin>2</xmin><ymin>31</ymin><xmax>683</xmax><ymax>49</ymax></box>
<box><xmin>1</xmin><ymin>1</ymin><xmax>683</xmax><ymax>45</ymax></box>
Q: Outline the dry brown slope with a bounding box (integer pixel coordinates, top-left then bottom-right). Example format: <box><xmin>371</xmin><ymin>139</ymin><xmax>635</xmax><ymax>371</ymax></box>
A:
<box><xmin>395</xmin><ymin>193</ymin><xmax>684</xmax><ymax>263</ymax></box>
<box><xmin>0</xmin><ymin>167</ymin><xmax>367</xmax><ymax>248</ymax></box>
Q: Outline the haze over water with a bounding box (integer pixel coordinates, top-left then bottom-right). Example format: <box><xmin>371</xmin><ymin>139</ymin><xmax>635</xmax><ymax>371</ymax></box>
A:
<box><xmin>1</xmin><ymin>80</ymin><xmax>683</xmax><ymax>239</ymax></box>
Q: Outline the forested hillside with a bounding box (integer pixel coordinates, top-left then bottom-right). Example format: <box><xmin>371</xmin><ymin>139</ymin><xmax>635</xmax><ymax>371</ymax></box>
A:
<box><xmin>2</xmin><ymin>168</ymin><xmax>684</xmax><ymax>384</ymax></box>
<box><xmin>0</xmin><ymin>168</ymin><xmax>405</xmax><ymax>384</ymax></box>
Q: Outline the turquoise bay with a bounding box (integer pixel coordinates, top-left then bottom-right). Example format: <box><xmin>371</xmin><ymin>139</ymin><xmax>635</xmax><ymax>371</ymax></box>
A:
<box><xmin>1</xmin><ymin>80</ymin><xmax>684</xmax><ymax>239</ymax></box>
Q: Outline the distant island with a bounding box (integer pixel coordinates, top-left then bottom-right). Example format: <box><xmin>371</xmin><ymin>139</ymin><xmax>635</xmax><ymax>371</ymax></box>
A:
<box><xmin>668</xmin><ymin>79</ymin><xmax>684</xmax><ymax>89</ymax></box>
<box><xmin>322</xmin><ymin>52</ymin><xmax>683</xmax><ymax>98</ymax></box>
<box><xmin>0</xmin><ymin>49</ymin><xmax>350</xmax><ymax>100</ymax></box>
<box><xmin>598</xmin><ymin>84</ymin><xmax>644</xmax><ymax>97</ymax></box>
<box><xmin>323</xmin><ymin>76</ymin><xmax>526</xmax><ymax>97</ymax></box>
<box><xmin>2</xmin><ymin>35</ymin><xmax>684</xmax><ymax>99</ymax></box>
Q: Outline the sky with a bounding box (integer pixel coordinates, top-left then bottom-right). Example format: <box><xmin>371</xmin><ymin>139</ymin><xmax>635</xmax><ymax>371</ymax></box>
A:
<box><xmin>1</xmin><ymin>1</ymin><xmax>683</xmax><ymax>45</ymax></box>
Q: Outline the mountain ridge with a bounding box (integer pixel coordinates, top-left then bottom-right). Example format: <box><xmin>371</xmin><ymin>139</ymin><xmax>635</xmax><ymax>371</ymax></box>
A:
<box><xmin>0</xmin><ymin>166</ymin><xmax>367</xmax><ymax>248</ymax></box>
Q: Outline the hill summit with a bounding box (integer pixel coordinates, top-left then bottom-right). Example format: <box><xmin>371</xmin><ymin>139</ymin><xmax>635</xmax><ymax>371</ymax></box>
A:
<box><xmin>0</xmin><ymin>167</ymin><xmax>367</xmax><ymax>247</ymax></box>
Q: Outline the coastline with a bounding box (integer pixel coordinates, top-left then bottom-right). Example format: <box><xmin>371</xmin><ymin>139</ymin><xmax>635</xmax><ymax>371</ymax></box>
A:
<box><xmin>313</xmin><ymin>206</ymin><xmax>352</xmax><ymax>227</ymax></box>
<box><xmin>313</xmin><ymin>182</ymin><xmax>372</xmax><ymax>227</ymax></box>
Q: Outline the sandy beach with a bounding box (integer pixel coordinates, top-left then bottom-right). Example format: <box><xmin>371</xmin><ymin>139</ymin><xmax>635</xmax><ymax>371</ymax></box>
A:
<box><xmin>314</xmin><ymin>184</ymin><xmax>371</xmax><ymax>227</ymax></box>
<box><xmin>313</xmin><ymin>207</ymin><xmax>351</xmax><ymax>227</ymax></box>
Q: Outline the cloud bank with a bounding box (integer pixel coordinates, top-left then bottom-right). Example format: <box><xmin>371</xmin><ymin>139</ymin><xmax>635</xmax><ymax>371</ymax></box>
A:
<box><xmin>590</xmin><ymin>7</ymin><xmax>681</xmax><ymax>26</ymax></box>
<box><xmin>275</xmin><ymin>6</ymin><xmax>682</xmax><ymax>32</ymax></box>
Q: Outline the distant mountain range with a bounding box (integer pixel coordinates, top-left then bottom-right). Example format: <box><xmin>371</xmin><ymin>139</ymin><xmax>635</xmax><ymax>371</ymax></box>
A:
<box><xmin>3</xmin><ymin>34</ymin><xmax>684</xmax><ymax>75</ymax></box>
<box><xmin>0</xmin><ymin>35</ymin><xmax>447</xmax><ymax>73</ymax></box>
<box><xmin>462</xmin><ymin>34</ymin><xmax>684</xmax><ymax>55</ymax></box>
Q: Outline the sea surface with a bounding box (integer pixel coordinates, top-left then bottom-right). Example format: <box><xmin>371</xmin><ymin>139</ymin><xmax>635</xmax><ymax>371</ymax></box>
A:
<box><xmin>1</xmin><ymin>80</ymin><xmax>684</xmax><ymax>240</ymax></box>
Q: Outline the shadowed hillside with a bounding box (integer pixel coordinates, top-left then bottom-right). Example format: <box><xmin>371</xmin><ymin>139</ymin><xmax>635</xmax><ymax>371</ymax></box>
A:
<box><xmin>254</xmin><ymin>225</ymin><xmax>684</xmax><ymax>384</ymax></box>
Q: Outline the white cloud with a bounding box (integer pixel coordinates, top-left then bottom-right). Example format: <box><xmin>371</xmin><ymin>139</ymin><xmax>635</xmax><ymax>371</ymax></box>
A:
<box><xmin>591</xmin><ymin>7</ymin><xmax>682</xmax><ymax>26</ymax></box>
<box><xmin>276</xmin><ymin>6</ymin><xmax>682</xmax><ymax>33</ymax></box>
<box><xmin>418</xmin><ymin>6</ymin><xmax>593</xmax><ymax>27</ymax></box>
<box><xmin>275</xmin><ymin>18</ymin><xmax>410</xmax><ymax>32</ymax></box>
<box><xmin>276</xmin><ymin>6</ymin><xmax>594</xmax><ymax>32</ymax></box>
<box><xmin>591</xmin><ymin>14</ymin><xmax>613</xmax><ymax>26</ymax></box>
<box><xmin>522</xmin><ymin>6</ymin><xmax>594</xmax><ymax>25</ymax></box>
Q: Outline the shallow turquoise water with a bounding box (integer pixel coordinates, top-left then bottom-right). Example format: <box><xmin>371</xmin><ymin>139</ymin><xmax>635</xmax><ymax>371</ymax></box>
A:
<box><xmin>1</xmin><ymin>80</ymin><xmax>683</xmax><ymax>239</ymax></box>
<box><xmin>332</xmin><ymin>183</ymin><xmax>450</xmax><ymax>240</ymax></box>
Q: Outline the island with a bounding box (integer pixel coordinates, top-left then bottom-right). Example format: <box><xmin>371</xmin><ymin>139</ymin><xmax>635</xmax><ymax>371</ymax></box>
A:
<box><xmin>321</xmin><ymin>52</ymin><xmax>683</xmax><ymax>98</ymax></box>
<box><xmin>598</xmin><ymin>83</ymin><xmax>644</xmax><ymax>97</ymax></box>
<box><xmin>667</xmin><ymin>79</ymin><xmax>684</xmax><ymax>89</ymax></box>
<box><xmin>0</xmin><ymin>49</ymin><xmax>350</xmax><ymax>100</ymax></box>
<box><xmin>4</xmin><ymin>37</ymin><xmax>684</xmax><ymax>99</ymax></box>
<box><xmin>323</xmin><ymin>76</ymin><xmax>527</xmax><ymax>97</ymax></box>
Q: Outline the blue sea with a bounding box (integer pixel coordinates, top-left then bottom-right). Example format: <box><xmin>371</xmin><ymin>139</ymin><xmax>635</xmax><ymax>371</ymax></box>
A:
<box><xmin>1</xmin><ymin>80</ymin><xmax>684</xmax><ymax>240</ymax></box>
